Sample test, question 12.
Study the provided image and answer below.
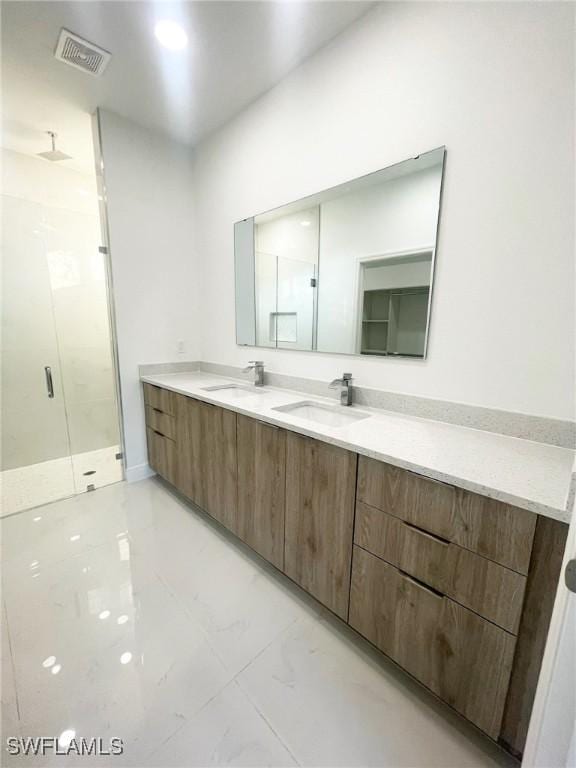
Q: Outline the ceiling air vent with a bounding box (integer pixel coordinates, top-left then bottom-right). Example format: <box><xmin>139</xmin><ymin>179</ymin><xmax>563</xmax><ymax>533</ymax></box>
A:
<box><xmin>54</xmin><ymin>29</ymin><xmax>111</xmax><ymax>77</ymax></box>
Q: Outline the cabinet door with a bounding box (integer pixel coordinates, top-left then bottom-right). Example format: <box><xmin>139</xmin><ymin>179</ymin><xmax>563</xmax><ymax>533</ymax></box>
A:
<box><xmin>349</xmin><ymin>545</ymin><xmax>516</xmax><ymax>739</ymax></box>
<box><xmin>175</xmin><ymin>394</ymin><xmax>204</xmax><ymax>505</ymax></box>
<box><xmin>236</xmin><ymin>415</ymin><xmax>286</xmax><ymax>569</ymax></box>
<box><xmin>284</xmin><ymin>432</ymin><xmax>357</xmax><ymax>619</ymax></box>
<box><xmin>199</xmin><ymin>402</ymin><xmax>237</xmax><ymax>530</ymax></box>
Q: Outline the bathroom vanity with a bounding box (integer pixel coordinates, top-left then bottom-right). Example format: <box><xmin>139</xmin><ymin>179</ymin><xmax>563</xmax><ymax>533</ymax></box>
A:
<box><xmin>141</xmin><ymin>373</ymin><xmax>571</xmax><ymax>757</ymax></box>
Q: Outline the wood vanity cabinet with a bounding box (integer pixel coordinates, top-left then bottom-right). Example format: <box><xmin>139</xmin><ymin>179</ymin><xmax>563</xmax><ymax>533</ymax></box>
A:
<box><xmin>354</xmin><ymin>500</ymin><xmax>527</xmax><ymax>633</ymax></box>
<box><xmin>357</xmin><ymin>456</ymin><xmax>537</xmax><ymax>573</ymax></box>
<box><xmin>143</xmin><ymin>384</ymin><xmax>178</xmax><ymax>486</ymax></box>
<box><xmin>284</xmin><ymin>432</ymin><xmax>357</xmax><ymax>620</ymax></box>
<box><xmin>351</xmin><ymin>455</ymin><xmax>568</xmax><ymax>753</ymax></box>
<box><xmin>200</xmin><ymin>403</ymin><xmax>237</xmax><ymax>529</ymax></box>
<box><xmin>146</xmin><ymin>427</ymin><xmax>177</xmax><ymax>485</ymax></box>
<box><xmin>236</xmin><ymin>415</ymin><xmax>286</xmax><ymax>570</ymax></box>
<box><xmin>143</xmin><ymin>384</ymin><xmax>568</xmax><ymax>756</ymax></box>
<box><xmin>174</xmin><ymin>394</ymin><xmax>204</xmax><ymax>504</ymax></box>
<box><xmin>173</xmin><ymin>393</ymin><xmax>237</xmax><ymax>528</ymax></box>
<box><xmin>350</xmin><ymin>545</ymin><xmax>517</xmax><ymax>738</ymax></box>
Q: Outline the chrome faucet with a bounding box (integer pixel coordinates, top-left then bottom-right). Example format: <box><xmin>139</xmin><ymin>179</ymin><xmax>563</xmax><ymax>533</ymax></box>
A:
<box><xmin>243</xmin><ymin>360</ymin><xmax>265</xmax><ymax>387</ymax></box>
<box><xmin>329</xmin><ymin>372</ymin><xmax>353</xmax><ymax>406</ymax></box>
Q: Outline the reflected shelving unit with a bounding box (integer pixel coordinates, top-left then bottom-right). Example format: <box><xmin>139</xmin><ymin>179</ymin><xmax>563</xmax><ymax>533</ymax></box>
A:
<box><xmin>360</xmin><ymin>286</ymin><xmax>430</xmax><ymax>357</ymax></box>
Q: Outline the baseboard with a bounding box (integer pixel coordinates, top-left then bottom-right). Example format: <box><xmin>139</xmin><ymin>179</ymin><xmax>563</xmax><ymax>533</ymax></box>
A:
<box><xmin>126</xmin><ymin>462</ymin><xmax>156</xmax><ymax>483</ymax></box>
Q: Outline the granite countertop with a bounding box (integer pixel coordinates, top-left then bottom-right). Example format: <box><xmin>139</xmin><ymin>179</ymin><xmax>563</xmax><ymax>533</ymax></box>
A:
<box><xmin>141</xmin><ymin>371</ymin><xmax>575</xmax><ymax>524</ymax></box>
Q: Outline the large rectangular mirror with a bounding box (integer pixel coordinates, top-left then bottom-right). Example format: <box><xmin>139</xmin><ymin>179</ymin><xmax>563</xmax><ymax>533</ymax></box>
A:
<box><xmin>235</xmin><ymin>147</ymin><xmax>445</xmax><ymax>358</ymax></box>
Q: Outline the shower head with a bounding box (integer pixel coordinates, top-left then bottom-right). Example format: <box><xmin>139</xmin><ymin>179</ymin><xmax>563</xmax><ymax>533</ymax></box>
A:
<box><xmin>37</xmin><ymin>132</ymin><xmax>72</xmax><ymax>162</ymax></box>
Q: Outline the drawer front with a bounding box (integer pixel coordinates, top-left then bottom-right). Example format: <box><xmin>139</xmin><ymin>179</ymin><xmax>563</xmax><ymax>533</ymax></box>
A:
<box><xmin>357</xmin><ymin>457</ymin><xmax>536</xmax><ymax>574</ymax></box>
<box><xmin>355</xmin><ymin>501</ymin><xmax>526</xmax><ymax>633</ymax></box>
<box><xmin>143</xmin><ymin>383</ymin><xmax>175</xmax><ymax>416</ymax></box>
<box><xmin>146</xmin><ymin>427</ymin><xmax>177</xmax><ymax>485</ymax></box>
<box><xmin>349</xmin><ymin>545</ymin><xmax>516</xmax><ymax>738</ymax></box>
<box><xmin>145</xmin><ymin>405</ymin><xmax>176</xmax><ymax>441</ymax></box>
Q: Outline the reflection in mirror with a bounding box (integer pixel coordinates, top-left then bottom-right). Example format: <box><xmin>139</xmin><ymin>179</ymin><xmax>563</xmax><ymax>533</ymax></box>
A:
<box><xmin>235</xmin><ymin>147</ymin><xmax>445</xmax><ymax>358</ymax></box>
<box><xmin>254</xmin><ymin>206</ymin><xmax>318</xmax><ymax>350</ymax></box>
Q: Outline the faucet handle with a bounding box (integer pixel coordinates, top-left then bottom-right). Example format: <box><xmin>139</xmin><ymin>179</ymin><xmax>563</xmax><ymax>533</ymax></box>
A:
<box><xmin>248</xmin><ymin>360</ymin><xmax>263</xmax><ymax>366</ymax></box>
<box><xmin>342</xmin><ymin>373</ymin><xmax>352</xmax><ymax>381</ymax></box>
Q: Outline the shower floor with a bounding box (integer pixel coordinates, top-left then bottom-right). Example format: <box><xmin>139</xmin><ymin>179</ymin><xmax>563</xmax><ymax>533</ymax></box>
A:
<box><xmin>0</xmin><ymin>445</ymin><xmax>123</xmax><ymax>517</ymax></box>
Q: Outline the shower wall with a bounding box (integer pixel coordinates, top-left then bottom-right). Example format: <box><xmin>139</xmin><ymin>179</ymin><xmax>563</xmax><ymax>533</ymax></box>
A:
<box><xmin>1</xmin><ymin>148</ymin><xmax>121</xmax><ymax>513</ymax></box>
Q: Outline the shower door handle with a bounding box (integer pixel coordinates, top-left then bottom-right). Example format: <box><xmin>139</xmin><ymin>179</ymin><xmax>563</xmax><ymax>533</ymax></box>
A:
<box><xmin>44</xmin><ymin>366</ymin><xmax>54</xmax><ymax>399</ymax></box>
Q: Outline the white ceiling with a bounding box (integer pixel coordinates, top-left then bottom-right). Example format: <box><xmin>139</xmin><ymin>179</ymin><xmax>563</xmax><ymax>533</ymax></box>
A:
<box><xmin>1</xmin><ymin>1</ymin><xmax>373</xmax><ymax>174</ymax></box>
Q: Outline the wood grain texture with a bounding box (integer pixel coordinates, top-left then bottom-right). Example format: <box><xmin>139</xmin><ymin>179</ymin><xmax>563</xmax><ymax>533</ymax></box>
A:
<box><xmin>354</xmin><ymin>501</ymin><xmax>527</xmax><ymax>633</ymax></box>
<box><xmin>145</xmin><ymin>405</ymin><xmax>176</xmax><ymax>441</ymax></box>
<box><xmin>175</xmin><ymin>394</ymin><xmax>204</xmax><ymax>505</ymax></box>
<box><xmin>199</xmin><ymin>402</ymin><xmax>238</xmax><ymax>530</ymax></box>
<box><xmin>499</xmin><ymin>516</ymin><xmax>569</xmax><ymax>756</ymax></box>
<box><xmin>357</xmin><ymin>457</ymin><xmax>536</xmax><ymax>574</ymax></box>
<box><xmin>236</xmin><ymin>415</ymin><xmax>286</xmax><ymax>569</ymax></box>
<box><xmin>284</xmin><ymin>432</ymin><xmax>357</xmax><ymax>620</ymax></box>
<box><xmin>143</xmin><ymin>383</ymin><xmax>175</xmax><ymax>415</ymax></box>
<box><xmin>146</xmin><ymin>427</ymin><xmax>177</xmax><ymax>486</ymax></box>
<box><xmin>349</xmin><ymin>545</ymin><xmax>517</xmax><ymax>739</ymax></box>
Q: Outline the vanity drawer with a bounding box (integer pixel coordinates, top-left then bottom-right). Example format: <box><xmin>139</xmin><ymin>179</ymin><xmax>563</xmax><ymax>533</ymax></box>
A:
<box><xmin>146</xmin><ymin>427</ymin><xmax>177</xmax><ymax>485</ymax></box>
<box><xmin>357</xmin><ymin>457</ymin><xmax>536</xmax><ymax>574</ymax></box>
<box><xmin>354</xmin><ymin>501</ymin><xmax>526</xmax><ymax>633</ymax></box>
<box><xmin>145</xmin><ymin>405</ymin><xmax>176</xmax><ymax>441</ymax></box>
<box><xmin>349</xmin><ymin>545</ymin><xmax>516</xmax><ymax>739</ymax></box>
<box><xmin>143</xmin><ymin>383</ymin><xmax>175</xmax><ymax>416</ymax></box>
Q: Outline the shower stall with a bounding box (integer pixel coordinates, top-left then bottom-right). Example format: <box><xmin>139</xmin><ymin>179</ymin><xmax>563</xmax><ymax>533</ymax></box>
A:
<box><xmin>1</xmin><ymin>146</ymin><xmax>123</xmax><ymax>516</ymax></box>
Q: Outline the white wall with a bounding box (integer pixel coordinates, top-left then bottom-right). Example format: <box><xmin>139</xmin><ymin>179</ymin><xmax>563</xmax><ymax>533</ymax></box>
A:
<box><xmin>193</xmin><ymin>2</ymin><xmax>575</xmax><ymax>420</ymax></box>
<box><xmin>97</xmin><ymin>110</ymin><xmax>199</xmax><ymax>479</ymax></box>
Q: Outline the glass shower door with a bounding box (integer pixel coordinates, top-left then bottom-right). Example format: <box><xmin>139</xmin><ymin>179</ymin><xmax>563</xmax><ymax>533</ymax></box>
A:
<box><xmin>276</xmin><ymin>255</ymin><xmax>317</xmax><ymax>350</ymax></box>
<box><xmin>1</xmin><ymin>195</ymin><xmax>75</xmax><ymax>516</ymax></box>
<box><xmin>1</xmin><ymin>148</ymin><xmax>123</xmax><ymax>517</ymax></box>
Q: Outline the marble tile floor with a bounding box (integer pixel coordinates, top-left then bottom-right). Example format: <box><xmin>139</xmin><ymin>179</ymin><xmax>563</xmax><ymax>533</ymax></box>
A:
<box><xmin>1</xmin><ymin>478</ymin><xmax>517</xmax><ymax>767</ymax></box>
<box><xmin>1</xmin><ymin>446</ymin><xmax>124</xmax><ymax>518</ymax></box>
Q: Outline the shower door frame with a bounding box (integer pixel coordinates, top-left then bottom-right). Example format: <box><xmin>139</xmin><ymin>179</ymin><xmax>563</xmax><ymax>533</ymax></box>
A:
<box><xmin>91</xmin><ymin>110</ymin><xmax>126</xmax><ymax>481</ymax></box>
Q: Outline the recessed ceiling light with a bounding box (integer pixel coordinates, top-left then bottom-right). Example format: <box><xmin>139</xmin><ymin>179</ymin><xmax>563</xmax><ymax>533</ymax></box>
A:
<box><xmin>300</xmin><ymin>220</ymin><xmax>311</xmax><ymax>227</ymax></box>
<box><xmin>154</xmin><ymin>20</ymin><xmax>188</xmax><ymax>50</ymax></box>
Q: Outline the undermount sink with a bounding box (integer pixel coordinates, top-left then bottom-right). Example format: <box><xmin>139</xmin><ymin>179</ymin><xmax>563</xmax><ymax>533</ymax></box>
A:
<box><xmin>273</xmin><ymin>401</ymin><xmax>371</xmax><ymax>428</ymax></box>
<box><xmin>201</xmin><ymin>384</ymin><xmax>267</xmax><ymax>399</ymax></box>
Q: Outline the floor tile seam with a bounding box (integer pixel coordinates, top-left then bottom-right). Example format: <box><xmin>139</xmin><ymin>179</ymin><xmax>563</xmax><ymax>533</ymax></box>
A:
<box><xmin>228</xmin><ymin>616</ymin><xmax>303</xmax><ymax>684</ymax></box>
<box><xmin>143</xmin><ymin>677</ymin><xmax>238</xmax><ymax>764</ymax></box>
<box><xmin>234</xmin><ymin>674</ymin><xmax>302</xmax><ymax>767</ymax></box>
<box><xmin>142</xmin><ymin>562</ymin><xmax>233</xmax><ymax>680</ymax></box>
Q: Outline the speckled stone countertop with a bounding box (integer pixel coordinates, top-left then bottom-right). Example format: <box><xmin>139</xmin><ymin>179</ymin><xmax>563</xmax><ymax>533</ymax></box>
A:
<box><xmin>141</xmin><ymin>372</ymin><xmax>575</xmax><ymax>524</ymax></box>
